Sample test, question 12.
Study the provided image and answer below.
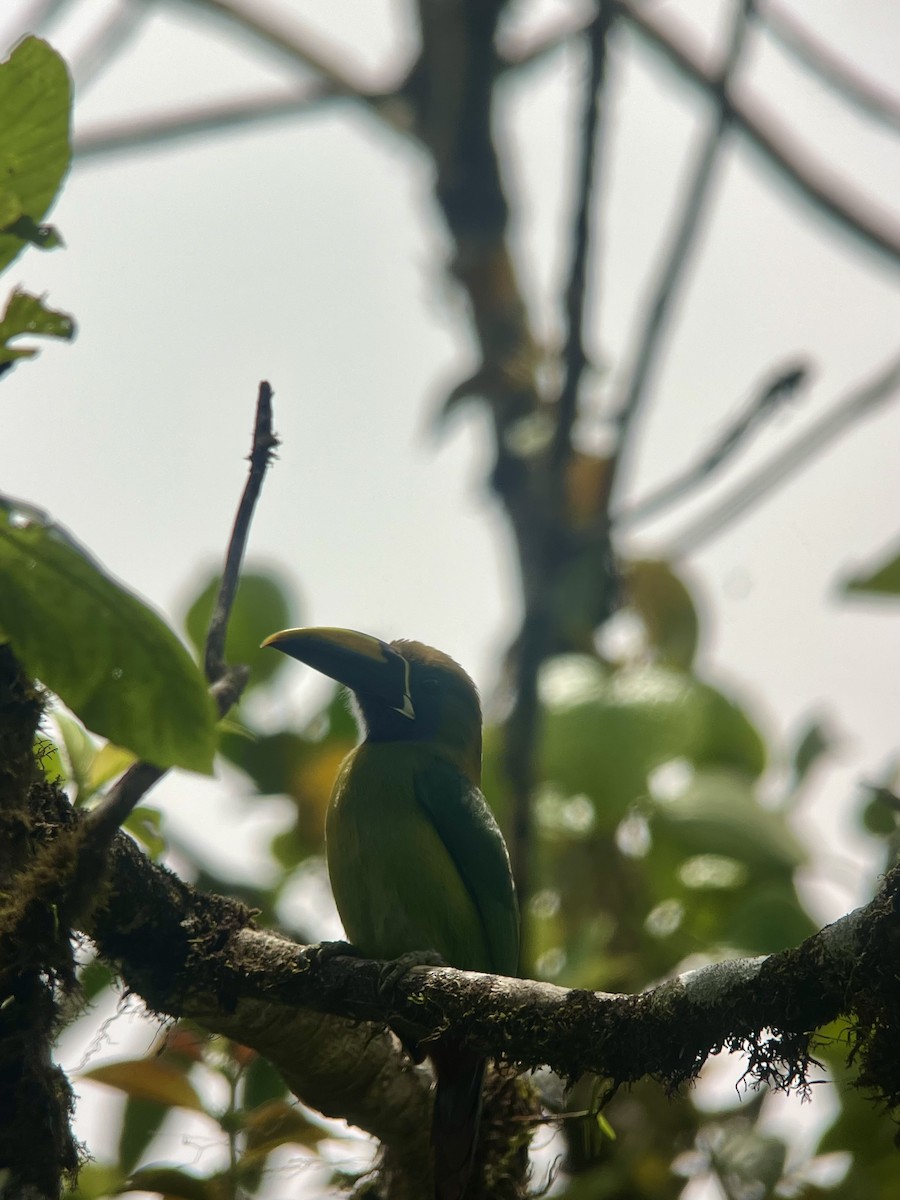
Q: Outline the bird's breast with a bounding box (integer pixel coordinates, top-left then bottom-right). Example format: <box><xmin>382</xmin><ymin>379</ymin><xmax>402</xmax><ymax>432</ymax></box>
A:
<box><xmin>325</xmin><ymin>743</ymin><xmax>491</xmax><ymax>970</ymax></box>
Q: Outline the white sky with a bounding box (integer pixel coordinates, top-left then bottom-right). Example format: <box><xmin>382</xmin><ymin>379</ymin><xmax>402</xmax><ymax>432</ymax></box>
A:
<box><xmin>1</xmin><ymin>1</ymin><xmax>899</xmax><ymax>1186</ymax></box>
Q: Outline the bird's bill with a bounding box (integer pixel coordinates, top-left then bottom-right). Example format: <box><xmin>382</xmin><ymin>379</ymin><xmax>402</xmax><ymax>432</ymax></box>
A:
<box><xmin>261</xmin><ymin>626</ymin><xmax>414</xmax><ymax>718</ymax></box>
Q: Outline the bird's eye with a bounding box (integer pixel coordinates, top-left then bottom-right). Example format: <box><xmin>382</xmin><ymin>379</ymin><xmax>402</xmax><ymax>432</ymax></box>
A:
<box><xmin>420</xmin><ymin>677</ymin><xmax>439</xmax><ymax>692</ymax></box>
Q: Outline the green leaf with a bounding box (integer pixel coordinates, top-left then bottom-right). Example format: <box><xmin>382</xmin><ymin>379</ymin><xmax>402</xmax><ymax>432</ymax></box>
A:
<box><xmin>537</xmin><ymin>659</ymin><xmax>705</xmax><ymax>825</ymax></box>
<box><xmin>0</xmin><ymin>289</ymin><xmax>75</xmax><ymax>368</ymax></box>
<box><xmin>78</xmin><ymin>955</ymin><xmax>114</xmax><ymax>1004</ymax></box>
<box><xmin>0</xmin><ymin>498</ymin><xmax>216</xmax><ymax>773</ymax></box>
<box><xmin>64</xmin><ymin>1161</ymin><xmax>124</xmax><ymax>1199</ymax></box>
<box><xmin>2</xmin><ymin>215</ymin><xmax>62</xmax><ymax>249</ymax></box>
<box><xmin>120</xmin><ymin>1167</ymin><xmax>222</xmax><ymax>1199</ymax></box>
<box><xmin>54</xmin><ymin>710</ymin><xmax>97</xmax><ymax>801</ymax></box>
<box><xmin>239</xmin><ymin>1098</ymin><xmax>326</xmax><ymax>1163</ymax></box>
<box><xmin>724</xmin><ymin>881</ymin><xmax>816</xmax><ymax>952</ymax></box>
<box><xmin>842</xmin><ymin>541</ymin><xmax>900</xmax><ymax>598</ymax></box>
<box><xmin>625</xmin><ymin>559</ymin><xmax>699</xmax><ymax>669</ymax></box>
<box><xmin>0</xmin><ymin>38</ymin><xmax>72</xmax><ymax>274</ymax></box>
<box><xmin>118</xmin><ymin>1097</ymin><xmax>170</xmax><ymax>1177</ymax></box>
<box><xmin>241</xmin><ymin>1053</ymin><xmax>288</xmax><ymax>1111</ymax></box>
<box><xmin>89</xmin><ymin>740</ymin><xmax>138</xmax><ymax>794</ymax></box>
<box><xmin>650</xmin><ymin>769</ymin><xmax>805</xmax><ymax>874</ymax></box>
<box><xmin>123</xmin><ymin>805</ymin><xmax>166</xmax><ymax>859</ymax></box>
<box><xmin>691</xmin><ymin>681</ymin><xmax>767</xmax><ymax>778</ymax></box>
<box><xmin>788</xmin><ymin>717</ymin><xmax>832</xmax><ymax>794</ymax></box>
<box><xmin>183</xmin><ymin>567</ymin><xmax>297</xmax><ymax>691</ymax></box>
<box><xmin>81</xmin><ymin>1059</ymin><xmax>204</xmax><ymax>1111</ymax></box>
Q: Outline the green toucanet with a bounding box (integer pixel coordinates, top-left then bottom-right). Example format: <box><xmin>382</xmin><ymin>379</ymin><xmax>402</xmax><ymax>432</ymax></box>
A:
<box><xmin>262</xmin><ymin>626</ymin><xmax>519</xmax><ymax>1200</ymax></box>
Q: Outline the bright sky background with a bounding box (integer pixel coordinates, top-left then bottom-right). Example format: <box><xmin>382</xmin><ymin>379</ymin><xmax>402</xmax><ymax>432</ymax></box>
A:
<box><xmin>1</xmin><ymin>0</ymin><xmax>899</xmax><ymax>1190</ymax></box>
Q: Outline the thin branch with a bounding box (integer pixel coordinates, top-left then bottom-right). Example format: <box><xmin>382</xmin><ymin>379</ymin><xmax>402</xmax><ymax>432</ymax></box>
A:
<box><xmin>504</xmin><ymin>4</ymin><xmax>614</xmax><ymax>902</ymax></box>
<box><xmin>665</xmin><ymin>352</ymin><xmax>900</xmax><ymax>557</ymax></box>
<box><xmin>181</xmin><ymin>0</ymin><xmax>378</xmax><ymax>97</ymax></box>
<box><xmin>66</xmin><ymin>0</ymin><xmax>900</xmax><ymax>281</ymax></box>
<box><xmin>614</xmin><ymin>359</ymin><xmax>809</xmax><ymax>529</ymax></box>
<box><xmin>74</xmin><ymin>85</ymin><xmax>339</xmax><ymax>161</ymax></box>
<box><xmin>551</xmin><ymin>7</ymin><xmax>612</xmax><ymax>467</ymax></box>
<box><xmin>84</xmin><ymin>382</ymin><xmax>277</xmax><ymax>842</ymax></box>
<box><xmin>69</xmin><ymin>0</ymin><xmax>156</xmax><ymax>95</ymax></box>
<box><xmin>607</xmin><ymin>0</ymin><xmax>757</xmax><ymax>507</ymax></box>
<box><xmin>70</xmin><ymin>5</ymin><xmax>588</xmax><ymax>164</ymax></box>
<box><xmin>8</xmin><ymin>0</ymin><xmax>73</xmax><ymax>36</ymax></box>
<box><xmin>763</xmin><ymin>0</ymin><xmax>900</xmax><ymax>135</ymax></box>
<box><xmin>616</xmin><ymin>0</ymin><xmax>900</xmax><ymax>267</ymax></box>
<box><xmin>204</xmin><ymin>380</ymin><xmax>277</xmax><ymax>683</ymax></box>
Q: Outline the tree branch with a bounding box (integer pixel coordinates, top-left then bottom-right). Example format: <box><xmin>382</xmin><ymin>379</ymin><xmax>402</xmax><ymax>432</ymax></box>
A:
<box><xmin>615</xmin><ymin>0</ymin><xmax>900</xmax><ymax>267</ymax></box>
<box><xmin>665</xmin><ymin>352</ymin><xmax>900</xmax><ymax>556</ymax></box>
<box><xmin>68</xmin><ymin>781</ymin><xmax>900</xmax><ymax>1114</ymax></box>
<box><xmin>503</xmin><ymin>2</ymin><xmax>614</xmax><ymax>907</ymax></box>
<box><xmin>83</xmin><ymin>382</ymin><xmax>277</xmax><ymax>843</ymax></box>
<box><xmin>607</xmin><ymin>0</ymin><xmax>756</xmax><ymax>507</ymax></box>
<box><xmin>67</xmin><ymin>0</ymin><xmax>900</xmax><ymax>278</ymax></box>
<box><xmin>73</xmin><ymin>85</ymin><xmax>341</xmax><ymax>161</ymax></box>
<box><xmin>614</xmin><ymin>359</ymin><xmax>809</xmax><ymax>529</ymax></box>
<box><xmin>763</xmin><ymin>0</ymin><xmax>900</xmax><ymax>135</ymax></box>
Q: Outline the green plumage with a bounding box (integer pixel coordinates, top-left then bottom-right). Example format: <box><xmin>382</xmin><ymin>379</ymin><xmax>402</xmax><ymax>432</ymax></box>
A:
<box><xmin>327</xmin><ymin>743</ymin><xmax>519</xmax><ymax>976</ymax></box>
<box><xmin>262</xmin><ymin>626</ymin><xmax>519</xmax><ymax>1200</ymax></box>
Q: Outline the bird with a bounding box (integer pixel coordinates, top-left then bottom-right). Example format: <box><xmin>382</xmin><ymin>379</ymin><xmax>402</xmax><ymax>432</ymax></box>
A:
<box><xmin>262</xmin><ymin>626</ymin><xmax>520</xmax><ymax>1200</ymax></box>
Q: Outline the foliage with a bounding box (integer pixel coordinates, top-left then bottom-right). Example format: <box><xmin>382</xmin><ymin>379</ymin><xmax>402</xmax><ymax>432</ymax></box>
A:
<box><xmin>0</xmin><ymin>37</ymin><xmax>74</xmax><ymax>371</ymax></box>
<box><xmin>0</xmin><ymin>499</ymin><xmax>217</xmax><ymax>774</ymax></box>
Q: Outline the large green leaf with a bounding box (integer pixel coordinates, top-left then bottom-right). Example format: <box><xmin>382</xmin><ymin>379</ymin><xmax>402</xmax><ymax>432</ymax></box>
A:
<box><xmin>0</xmin><ymin>498</ymin><xmax>215</xmax><ymax>773</ymax></box>
<box><xmin>650</xmin><ymin>769</ymin><xmax>804</xmax><ymax>873</ymax></box>
<box><xmin>0</xmin><ymin>38</ymin><xmax>71</xmax><ymax>274</ymax></box>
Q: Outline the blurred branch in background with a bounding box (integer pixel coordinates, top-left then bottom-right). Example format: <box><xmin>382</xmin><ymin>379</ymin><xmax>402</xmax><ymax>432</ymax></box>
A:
<box><xmin>617</xmin><ymin>0</ymin><xmax>900</xmax><ymax>265</ymax></box>
<box><xmin>65</xmin><ymin>0</ymin><xmax>155</xmax><ymax>94</ymax></box>
<box><xmin>614</xmin><ymin>360</ymin><xmax>810</xmax><ymax>530</ymax></box>
<box><xmin>502</xmin><ymin>2</ymin><xmax>614</xmax><ymax>913</ymax></box>
<box><xmin>763</xmin><ymin>0</ymin><xmax>900</xmax><ymax>134</ymax></box>
<box><xmin>665</xmin><ymin>351</ymin><xmax>900</xmax><ymax>556</ymax></box>
<box><xmin>606</xmin><ymin>0</ymin><xmax>757</xmax><ymax>509</ymax></box>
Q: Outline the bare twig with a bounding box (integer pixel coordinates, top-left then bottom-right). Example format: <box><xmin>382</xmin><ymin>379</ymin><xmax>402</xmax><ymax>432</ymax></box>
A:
<box><xmin>763</xmin><ymin>0</ymin><xmax>900</xmax><ymax>134</ymax></box>
<box><xmin>182</xmin><ymin>0</ymin><xmax>377</xmax><ymax>96</ymax></box>
<box><xmin>616</xmin><ymin>0</ymin><xmax>900</xmax><ymax>266</ymax></box>
<box><xmin>607</xmin><ymin>0</ymin><xmax>757</xmax><ymax>507</ymax></box>
<box><xmin>74</xmin><ymin>85</ymin><xmax>339</xmax><ymax>161</ymax></box>
<box><xmin>69</xmin><ymin>0</ymin><xmax>156</xmax><ymax>95</ymax></box>
<box><xmin>82</xmin><ymin>760</ymin><xmax>166</xmax><ymax>844</ymax></box>
<box><xmin>665</xmin><ymin>353</ymin><xmax>900</xmax><ymax>556</ymax></box>
<box><xmin>614</xmin><ymin>360</ymin><xmax>809</xmax><ymax>529</ymax></box>
<box><xmin>551</xmin><ymin>8</ymin><xmax>612</xmax><ymax>468</ymax></box>
<box><xmin>7</xmin><ymin>0</ymin><xmax>73</xmax><ymax>36</ymax></box>
<box><xmin>504</xmin><ymin>5</ymin><xmax>614</xmax><ymax>904</ymax></box>
<box><xmin>84</xmin><ymin>382</ymin><xmax>277</xmax><ymax>842</ymax></box>
<box><xmin>205</xmin><ymin>380</ymin><xmax>277</xmax><ymax>683</ymax></box>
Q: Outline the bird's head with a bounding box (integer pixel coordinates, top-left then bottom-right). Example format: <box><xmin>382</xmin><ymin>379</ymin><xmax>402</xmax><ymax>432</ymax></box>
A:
<box><xmin>262</xmin><ymin>627</ymin><xmax>482</xmax><ymax>783</ymax></box>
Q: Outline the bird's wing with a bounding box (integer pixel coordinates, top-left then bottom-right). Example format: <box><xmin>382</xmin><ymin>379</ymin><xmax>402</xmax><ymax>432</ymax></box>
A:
<box><xmin>414</xmin><ymin>760</ymin><xmax>520</xmax><ymax>977</ymax></box>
